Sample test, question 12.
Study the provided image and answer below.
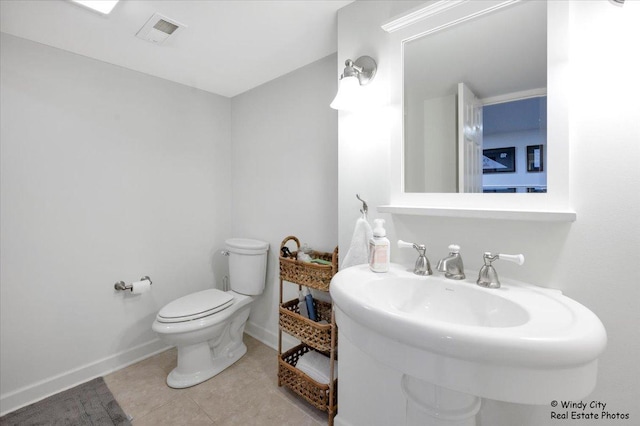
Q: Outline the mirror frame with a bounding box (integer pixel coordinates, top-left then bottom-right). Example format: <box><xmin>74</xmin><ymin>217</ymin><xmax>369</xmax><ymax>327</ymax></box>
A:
<box><xmin>382</xmin><ymin>0</ymin><xmax>575</xmax><ymax>221</ymax></box>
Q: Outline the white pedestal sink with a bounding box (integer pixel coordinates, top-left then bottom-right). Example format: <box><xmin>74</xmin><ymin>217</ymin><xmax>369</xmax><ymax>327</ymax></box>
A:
<box><xmin>330</xmin><ymin>264</ymin><xmax>606</xmax><ymax>426</ymax></box>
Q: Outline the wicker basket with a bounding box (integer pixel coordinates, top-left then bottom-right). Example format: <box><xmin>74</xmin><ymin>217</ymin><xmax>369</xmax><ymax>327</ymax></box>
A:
<box><xmin>278</xmin><ymin>344</ymin><xmax>338</xmax><ymax>412</ymax></box>
<box><xmin>279</xmin><ymin>298</ymin><xmax>335</xmax><ymax>352</ymax></box>
<box><xmin>279</xmin><ymin>236</ymin><xmax>338</xmax><ymax>292</ymax></box>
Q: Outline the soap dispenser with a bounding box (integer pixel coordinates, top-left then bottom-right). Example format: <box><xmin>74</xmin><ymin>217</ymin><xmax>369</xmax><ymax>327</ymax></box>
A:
<box><xmin>369</xmin><ymin>219</ymin><xmax>390</xmax><ymax>272</ymax></box>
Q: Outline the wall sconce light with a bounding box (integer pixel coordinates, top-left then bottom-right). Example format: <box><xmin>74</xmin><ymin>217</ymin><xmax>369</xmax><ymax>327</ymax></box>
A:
<box><xmin>330</xmin><ymin>56</ymin><xmax>377</xmax><ymax>111</ymax></box>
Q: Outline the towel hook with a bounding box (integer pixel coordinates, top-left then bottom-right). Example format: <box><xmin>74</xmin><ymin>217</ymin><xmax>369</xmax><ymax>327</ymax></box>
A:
<box><xmin>356</xmin><ymin>194</ymin><xmax>368</xmax><ymax>218</ymax></box>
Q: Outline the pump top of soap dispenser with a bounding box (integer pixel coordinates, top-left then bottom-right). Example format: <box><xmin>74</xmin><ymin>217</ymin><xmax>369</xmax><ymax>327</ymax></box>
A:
<box><xmin>372</xmin><ymin>219</ymin><xmax>386</xmax><ymax>237</ymax></box>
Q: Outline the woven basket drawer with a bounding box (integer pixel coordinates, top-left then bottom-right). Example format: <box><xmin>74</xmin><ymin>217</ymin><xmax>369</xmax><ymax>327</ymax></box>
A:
<box><xmin>279</xmin><ymin>236</ymin><xmax>338</xmax><ymax>292</ymax></box>
<box><xmin>279</xmin><ymin>298</ymin><xmax>334</xmax><ymax>352</ymax></box>
<box><xmin>278</xmin><ymin>344</ymin><xmax>337</xmax><ymax>412</ymax></box>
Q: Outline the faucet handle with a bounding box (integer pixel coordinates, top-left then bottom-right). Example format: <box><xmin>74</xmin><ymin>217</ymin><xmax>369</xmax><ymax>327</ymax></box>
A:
<box><xmin>482</xmin><ymin>252</ymin><xmax>525</xmax><ymax>265</ymax></box>
<box><xmin>398</xmin><ymin>240</ymin><xmax>416</xmax><ymax>249</ymax></box>
<box><xmin>498</xmin><ymin>253</ymin><xmax>525</xmax><ymax>265</ymax></box>
<box><xmin>398</xmin><ymin>240</ymin><xmax>426</xmax><ymax>253</ymax></box>
<box><xmin>494</xmin><ymin>253</ymin><xmax>524</xmax><ymax>265</ymax></box>
<box><xmin>398</xmin><ymin>240</ymin><xmax>431</xmax><ymax>275</ymax></box>
<box><xmin>478</xmin><ymin>252</ymin><xmax>524</xmax><ymax>289</ymax></box>
<box><xmin>448</xmin><ymin>244</ymin><xmax>461</xmax><ymax>253</ymax></box>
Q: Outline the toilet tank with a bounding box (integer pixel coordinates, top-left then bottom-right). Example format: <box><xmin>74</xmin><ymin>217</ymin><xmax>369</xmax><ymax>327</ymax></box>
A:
<box><xmin>225</xmin><ymin>238</ymin><xmax>269</xmax><ymax>295</ymax></box>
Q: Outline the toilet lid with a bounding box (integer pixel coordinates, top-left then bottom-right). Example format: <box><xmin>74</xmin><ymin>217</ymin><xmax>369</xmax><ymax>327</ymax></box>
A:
<box><xmin>157</xmin><ymin>289</ymin><xmax>234</xmax><ymax>323</ymax></box>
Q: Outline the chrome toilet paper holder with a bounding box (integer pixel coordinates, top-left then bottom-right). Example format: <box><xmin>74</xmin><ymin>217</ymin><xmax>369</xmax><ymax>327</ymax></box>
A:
<box><xmin>114</xmin><ymin>276</ymin><xmax>152</xmax><ymax>291</ymax></box>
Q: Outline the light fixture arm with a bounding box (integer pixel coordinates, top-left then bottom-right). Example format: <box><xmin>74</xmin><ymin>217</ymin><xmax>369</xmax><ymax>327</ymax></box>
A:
<box><xmin>341</xmin><ymin>56</ymin><xmax>377</xmax><ymax>86</ymax></box>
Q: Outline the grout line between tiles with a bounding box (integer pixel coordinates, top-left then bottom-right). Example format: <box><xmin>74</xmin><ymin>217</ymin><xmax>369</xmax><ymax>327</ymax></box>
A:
<box><xmin>188</xmin><ymin>394</ymin><xmax>216</xmax><ymax>425</ymax></box>
<box><xmin>273</xmin><ymin>386</ymin><xmax>327</xmax><ymax>425</ymax></box>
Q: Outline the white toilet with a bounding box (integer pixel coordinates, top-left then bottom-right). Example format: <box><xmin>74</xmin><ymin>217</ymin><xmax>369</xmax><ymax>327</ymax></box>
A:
<box><xmin>152</xmin><ymin>238</ymin><xmax>269</xmax><ymax>388</ymax></box>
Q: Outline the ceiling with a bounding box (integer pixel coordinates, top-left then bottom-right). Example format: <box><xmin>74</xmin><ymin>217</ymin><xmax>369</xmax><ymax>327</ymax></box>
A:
<box><xmin>0</xmin><ymin>0</ymin><xmax>353</xmax><ymax>98</ymax></box>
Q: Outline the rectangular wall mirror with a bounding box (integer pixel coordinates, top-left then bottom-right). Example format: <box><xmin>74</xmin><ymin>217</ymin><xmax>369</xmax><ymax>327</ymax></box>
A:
<box><xmin>403</xmin><ymin>0</ymin><xmax>547</xmax><ymax>193</ymax></box>
<box><xmin>383</xmin><ymin>0</ymin><xmax>574</xmax><ymax>220</ymax></box>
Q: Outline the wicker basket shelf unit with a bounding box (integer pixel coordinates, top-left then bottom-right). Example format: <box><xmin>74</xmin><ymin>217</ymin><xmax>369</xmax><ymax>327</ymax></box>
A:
<box><xmin>278</xmin><ymin>236</ymin><xmax>338</xmax><ymax>425</ymax></box>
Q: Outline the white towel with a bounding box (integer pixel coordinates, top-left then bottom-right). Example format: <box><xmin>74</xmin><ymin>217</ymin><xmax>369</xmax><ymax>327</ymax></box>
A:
<box><xmin>341</xmin><ymin>217</ymin><xmax>373</xmax><ymax>269</ymax></box>
<box><xmin>296</xmin><ymin>351</ymin><xmax>337</xmax><ymax>384</ymax></box>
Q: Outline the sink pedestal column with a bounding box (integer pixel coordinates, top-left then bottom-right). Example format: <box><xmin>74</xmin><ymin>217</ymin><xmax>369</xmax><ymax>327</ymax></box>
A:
<box><xmin>401</xmin><ymin>375</ymin><xmax>481</xmax><ymax>426</ymax></box>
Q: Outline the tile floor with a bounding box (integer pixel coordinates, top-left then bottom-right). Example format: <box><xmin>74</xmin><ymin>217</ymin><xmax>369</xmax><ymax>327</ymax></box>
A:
<box><xmin>104</xmin><ymin>335</ymin><xmax>328</xmax><ymax>425</ymax></box>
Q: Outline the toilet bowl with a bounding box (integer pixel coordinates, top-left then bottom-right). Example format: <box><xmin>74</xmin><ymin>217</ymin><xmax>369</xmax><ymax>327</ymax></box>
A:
<box><xmin>152</xmin><ymin>238</ymin><xmax>269</xmax><ymax>388</ymax></box>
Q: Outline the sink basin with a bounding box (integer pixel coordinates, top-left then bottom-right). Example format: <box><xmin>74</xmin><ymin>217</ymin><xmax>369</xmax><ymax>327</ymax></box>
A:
<box><xmin>375</xmin><ymin>276</ymin><xmax>530</xmax><ymax>327</ymax></box>
<box><xmin>330</xmin><ymin>263</ymin><xmax>607</xmax><ymax>405</ymax></box>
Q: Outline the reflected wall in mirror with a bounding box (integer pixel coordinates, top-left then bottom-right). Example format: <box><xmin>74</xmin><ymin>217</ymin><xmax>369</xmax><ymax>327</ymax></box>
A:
<box><xmin>403</xmin><ymin>1</ymin><xmax>547</xmax><ymax>193</ymax></box>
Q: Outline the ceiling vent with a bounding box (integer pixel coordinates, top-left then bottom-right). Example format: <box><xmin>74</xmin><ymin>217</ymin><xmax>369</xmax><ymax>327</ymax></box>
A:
<box><xmin>136</xmin><ymin>13</ymin><xmax>186</xmax><ymax>44</ymax></box>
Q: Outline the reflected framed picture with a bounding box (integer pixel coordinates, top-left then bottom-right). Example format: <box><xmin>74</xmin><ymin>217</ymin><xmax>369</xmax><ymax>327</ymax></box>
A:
<box><xmin>483</xmin><ymin>147</ymin><xmax>516</xmax><ymax>174</ymax></box>
<box><xmin>527</xmin><ymin>145</ymin><xmax>544</xmax><ymax>172</ymax></box>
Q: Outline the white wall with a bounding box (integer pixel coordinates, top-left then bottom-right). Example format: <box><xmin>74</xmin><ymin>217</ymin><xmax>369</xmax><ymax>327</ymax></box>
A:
<box><xmin>230</xmin><ymin>54</ymin><xmax>338</xmax><ymax>348</ymax></box>
<box><xmin>404</xmin><ymin>93</ymin><xmax>457</xmax><ymax>193</ymax></box>
<box><xmin>424</xmin><ymin>95</ymin><xmax>456</xmax><ymax>192</ymax></box>
<box><xmin>0</xmin><ymin>34</ymin><xmax>232</xmax><ymax>414</ymax></box>
<box><xmin>337</xmin><ymin>1</ymin><xmax>640</xmax><ymax>425</ymax></box>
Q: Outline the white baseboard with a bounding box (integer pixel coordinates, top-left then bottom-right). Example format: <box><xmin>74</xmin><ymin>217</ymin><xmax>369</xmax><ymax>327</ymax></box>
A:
<box><xmin>334</xmin><ymin>417</ymin><xmax>354</xmax><ymax>426</ymax></box>
<box><xmin>0</xmin><ymin>338</ymin><xmax>169</xmax><ymax>417</ymax></box>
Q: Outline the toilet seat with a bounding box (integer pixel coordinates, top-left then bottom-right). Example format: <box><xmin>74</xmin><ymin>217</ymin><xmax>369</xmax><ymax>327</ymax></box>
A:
<box><xmin>157</xmin><ymin>289</ymin><xmax>234</xmax><ymax>323</ymax></box>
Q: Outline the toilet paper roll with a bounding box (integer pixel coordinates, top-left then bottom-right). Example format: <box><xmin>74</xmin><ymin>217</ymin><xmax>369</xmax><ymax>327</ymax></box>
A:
<box><xmin>131</xmin><ymin>280</ymin><xmax>151</xmax><ymax>295</ymax></box>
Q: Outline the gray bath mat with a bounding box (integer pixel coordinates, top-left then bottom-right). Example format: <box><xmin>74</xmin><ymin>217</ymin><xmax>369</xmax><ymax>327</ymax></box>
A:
<box><xmin>0</xmin><ymin>377</ymin><xmax>131</xmax><ymax>426</ymax></box>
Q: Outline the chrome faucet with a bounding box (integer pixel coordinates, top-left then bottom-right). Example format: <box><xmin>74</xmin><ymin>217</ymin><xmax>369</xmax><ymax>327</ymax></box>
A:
<box><xmin>477</xmin><ymin>252</ymin><xmax>525</xmax><ymax>288</ymax></box>
<box><xmin>436</xmin><ymin>244</ymin><xmax>465</xmax><ymax>280</ymax></box>
<box><xmin>397</xmin><ymin>240</ymin><xmax>432</xmax><ymax>276</ymax></box>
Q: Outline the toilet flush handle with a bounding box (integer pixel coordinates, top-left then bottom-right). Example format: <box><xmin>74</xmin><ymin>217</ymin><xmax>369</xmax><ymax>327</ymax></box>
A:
<box><xmin>221</xmin><ymin>250</ymin><xmax>230</xmax><ymax>256</ymax></box>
